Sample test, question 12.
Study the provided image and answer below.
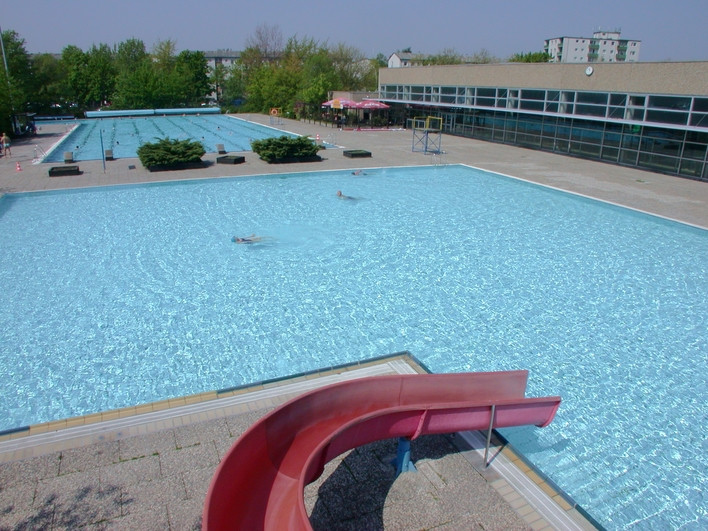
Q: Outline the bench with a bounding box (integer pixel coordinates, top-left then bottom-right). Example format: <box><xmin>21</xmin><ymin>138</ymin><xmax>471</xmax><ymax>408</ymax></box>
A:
<box><xmin>216</xmin><ymin>155</ymin><xmax>245</xmax><ymax>164</ymax></box>
<box><xmin>202</xmin><ymin>371</ymin><xmax>560</xmax><ymax>530</ymax></box>
<box><xmin>48</xmin><ymin>165</ymin><xmax>82</xmax><ymax>177</ymax></box>
<box><xmin>343</xmin><ymin>149</ymin><xmax>372</xmax><ymax>158</ymax></box>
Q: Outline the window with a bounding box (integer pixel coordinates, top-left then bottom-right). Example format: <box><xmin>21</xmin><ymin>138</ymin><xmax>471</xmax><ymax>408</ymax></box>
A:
<box><xmin>577</xmin><ymin>92</ymin><xmax>608</xmax><ymax>105</ymax></box>
<box><xmin>648</xmin><ymin>95</ymin><xmax>691</xmax><ymax>111</ymax></box>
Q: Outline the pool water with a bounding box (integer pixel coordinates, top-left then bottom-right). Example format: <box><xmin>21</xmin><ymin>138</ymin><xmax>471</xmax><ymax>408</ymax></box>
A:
<box><xmin>0</xmin><ymin>165</ymin><xmax>706</xmax><ymax>529</ymax></box>
<box><xmin>42</xmin><ymin>114</ymin><xmax>291</xmax><ymax>162</ymax></box>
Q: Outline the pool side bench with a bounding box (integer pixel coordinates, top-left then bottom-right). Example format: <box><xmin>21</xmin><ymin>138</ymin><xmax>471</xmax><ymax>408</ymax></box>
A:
<box><xmin>343</xmin><ymin>149</ymin><xmax>372</xmax><ymax>158</ymax></box>
<box><xmin>202</xmin><ymin>370</ymin><xmax>561</xmax><ymax>530</ymax></box>
<box><xmin>216</xmin><ymin>155</ymin><xmax>245</xmax><ymax>165</ymax></box>
<box><xmin>49</xmin><ymin>165</ymin><xmax>82</xmax><ymax>177</ymax></box>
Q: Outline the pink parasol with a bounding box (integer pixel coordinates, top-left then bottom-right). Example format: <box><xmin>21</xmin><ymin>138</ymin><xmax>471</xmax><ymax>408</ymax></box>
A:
<box><xmin>321</xmin><ymin>98</ymin><xmax>359</xmax><ymax>108</ymax></box>
<box><xmin>356</xmin><ymin>100</ymin><xmax>390</xmax><ymax>109</ymax></box>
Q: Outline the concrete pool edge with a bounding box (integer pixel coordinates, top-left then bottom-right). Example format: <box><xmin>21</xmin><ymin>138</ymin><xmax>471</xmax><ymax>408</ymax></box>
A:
<box><xmin>0</xmin><ymin>351</ymin><xmax>428</xmax><ymax>443</ymax></box>
<box><xmin>0</xmin><ymin>352</ymin><xmax>600</xmax><ymax>530</ymax></box>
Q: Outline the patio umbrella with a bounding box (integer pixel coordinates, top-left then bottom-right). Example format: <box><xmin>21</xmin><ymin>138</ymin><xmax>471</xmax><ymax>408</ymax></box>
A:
<box><xmin>355</xmin><ymin>100</ymin><xmax>390</xmax><ymax>109</ymax></box>
<box><xmin>321</xmin><ymin>98</ymin><xmax>359</xmax><ymax>108</ymax></box>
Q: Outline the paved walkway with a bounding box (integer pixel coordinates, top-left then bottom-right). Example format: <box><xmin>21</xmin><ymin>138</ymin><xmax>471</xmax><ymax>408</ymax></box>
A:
<box><xmin>0</xmin><ymin>356</ymin><xmax>592</xmax><ymax>531</ymax></box>
<box><xmin>2</xmin><ymin>115</ymin><xmax>707</xmax><ymax>228</ymax></box>
<box><xmin>1</xmin><ymin>115</ymin><xmax>706</xmax><ymax>530</ymax></box>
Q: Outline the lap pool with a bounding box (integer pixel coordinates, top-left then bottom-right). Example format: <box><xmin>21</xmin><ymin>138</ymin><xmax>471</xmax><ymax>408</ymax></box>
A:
<box><xmin>0</xmin><ymin>165</ymin><xmax>705</xmax><ymax>529</ymax></box>
<box><xmin>41</xmin><ymin>114</ymin><xmax>291</xmax><ymax>162</ymax></box>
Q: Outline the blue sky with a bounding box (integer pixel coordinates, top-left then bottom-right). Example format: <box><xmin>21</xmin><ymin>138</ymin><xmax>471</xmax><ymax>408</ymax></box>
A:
<box><xmin>5</xmin><ymin>0</ymin><xmax>707</xmax><ymax>61</ymax></box>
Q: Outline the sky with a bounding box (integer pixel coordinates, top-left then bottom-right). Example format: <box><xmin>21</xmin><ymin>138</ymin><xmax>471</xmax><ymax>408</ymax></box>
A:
<box><xmin>4</xmin><ymin>0</ymin><xmax>707</xmax><ymax>62</ymax></box>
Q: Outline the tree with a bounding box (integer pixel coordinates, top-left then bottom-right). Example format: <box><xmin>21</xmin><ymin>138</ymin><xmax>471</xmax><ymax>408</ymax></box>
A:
<box><xmin>244</xmin><ymin>24</ymin><xmax>284</xmax><ymax>61</ymax></box>
<box><xmin>329</xmin><ymin>43</ymin><xmax>374</xmax><ymax>90</ymax></box>
<box><xmin>151</xmin><ymin>40</ymin><xmax>177</xmax><ymax>72</ymax></box>
<box><xmin>221</xmin><ymin>62</ymin><xmax>246</xmax><ymax>106</ymax></box>
<box><xmin>509</xmin><ymin>51</ymin><xmax>551</xmax><ymax>63</ymax></box>
<box><xmin>61</xmin><ymin>45</ymin><xmax>89</xmax><ymax>107</ymax></box>
<box><xmin>113</xmin><ymin>39</ymin><xmax>152</xmax><ymax>109</ymax></box>
<box><xmin>0</xmin><ymin>29</ymin><xmax>32</xmax><ymax>131</ymax></box>
<box><xmin>115</xmin><ymin>38</ymin><xmax>148</xmax><ymax>73</ymax></box>
<box><xmin>85</xmin><ymin>44</ymin><xmax>116</xmax><ymax>107</ymax></box>
<box><xmin>209</xmin><ymin>62</ymin><xmax>228</xmax><ymax>103</ymax></box>
<box><xmin>28</xmin><ymin>53</ymin><xmax>67</xmax><ymax>114</ymax></box>
<box><xmin>424</xmin><ymin>48</ymin><xmax>464</xmax><ymax>65</ymax></box>
<box><xmin>373</xmin><ymin>53</ymin><xmax>388</xmax><ymax>68</ymax></box>
<box><xmin>175</xmin><ymin>50</ymin><xmax>209</xmax><ymax>105</ymax></box>
<box><xmin>468</xmin><ymin>48</ymin><xmax>500</xmax><ymax>64</ymax></box>
<box><xmin>298</xmin><ymin>50</ymin><xmax>338</xmax><ymax>107</ymax></box>
<box><xmin>112</xmin><ymin>60</ymin><xmax>159</xmax><ymax>109</ymax></box>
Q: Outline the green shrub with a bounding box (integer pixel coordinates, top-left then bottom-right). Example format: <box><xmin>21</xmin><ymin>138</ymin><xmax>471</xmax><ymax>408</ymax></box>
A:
<box><xmin>250</xmin><ymin>135</ymin><xmax>322</xmax><ymax>163</ymax></box>
<box><xmin>137</xmin><ymin>137</ymin><xmax>206</xmax><ymax>168</ymax></box>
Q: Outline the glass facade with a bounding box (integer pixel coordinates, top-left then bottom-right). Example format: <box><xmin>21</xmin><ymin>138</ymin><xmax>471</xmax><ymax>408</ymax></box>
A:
<box><xmin>380</xmin><ymin>84</ymin><xmax>708</xmax><ymax>181</ymax></box>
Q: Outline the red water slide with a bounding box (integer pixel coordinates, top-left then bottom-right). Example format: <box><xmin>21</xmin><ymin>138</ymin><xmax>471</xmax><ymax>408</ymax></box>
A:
<box><xmin>203</xmin><ymin>371</ymin><xmax>561</xmax><ymax>530</ymax></box>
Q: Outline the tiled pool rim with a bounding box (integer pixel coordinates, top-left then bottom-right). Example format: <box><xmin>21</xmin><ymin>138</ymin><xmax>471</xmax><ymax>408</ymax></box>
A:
<box><xmin>0</xmin><ymin>351</ymin><xmax>601</xmax><ymax>530</ymax></box>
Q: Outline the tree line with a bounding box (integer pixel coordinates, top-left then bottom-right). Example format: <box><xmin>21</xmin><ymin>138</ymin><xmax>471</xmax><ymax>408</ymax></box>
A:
<box><xmin>0</xmin><ymin>26</ymin><xmax>383</xmax><ymax>134</ymax></box>
<box><xmin>0</xmin><ymin>24</ymin><xmax>547</xmax><ymax>135</ymax></box>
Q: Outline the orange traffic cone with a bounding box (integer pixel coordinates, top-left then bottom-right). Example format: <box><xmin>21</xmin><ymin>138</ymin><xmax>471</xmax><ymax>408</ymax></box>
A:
<box><xmin>15</xmin><ymin>162</ymin><xmax>22</xmax><ymax>172</ymax></box>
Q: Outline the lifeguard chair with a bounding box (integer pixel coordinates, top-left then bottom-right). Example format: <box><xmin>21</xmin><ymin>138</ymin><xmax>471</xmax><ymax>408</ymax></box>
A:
<box><xmin>412</xmin><ymin>116</ymin><xmax>442</xmax><ymax>154</ymax></box>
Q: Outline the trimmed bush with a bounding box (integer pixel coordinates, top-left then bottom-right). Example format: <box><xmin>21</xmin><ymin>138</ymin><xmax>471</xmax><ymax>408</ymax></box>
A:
<box><xmin>251</xmin><ymin>135</ymin><xmax>322</xmax><ymax>163</ymax></box>
<box><xmin>137</xmin><ymin>137</ymin><xmax>206</xmax><ymax>169</ymax></box>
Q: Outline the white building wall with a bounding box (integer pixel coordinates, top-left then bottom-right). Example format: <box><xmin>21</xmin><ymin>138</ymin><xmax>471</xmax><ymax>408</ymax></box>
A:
<box><xmin>545</xmin><ymin>31</ymin><xmax>640</xmax><ymax>63</ymax></box>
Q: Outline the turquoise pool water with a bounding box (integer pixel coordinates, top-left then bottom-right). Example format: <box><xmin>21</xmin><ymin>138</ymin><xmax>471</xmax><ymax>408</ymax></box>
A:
<box><xmin>42</xmin><ymin>114</ymin><xmax>290</xmax><ymax>162</ymax></box>
<box><xmin>0</xmin><ymin>165</ymin><xmax>705</xmax><ymax>529</ymax></box>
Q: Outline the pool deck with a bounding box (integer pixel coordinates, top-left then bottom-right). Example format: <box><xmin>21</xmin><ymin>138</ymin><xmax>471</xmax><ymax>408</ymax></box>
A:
<box><xmin>1</xmin><ymin>116</ymin><xmax>706</xmax><ymax>530</ymax></box>
<box><xmin>2</xmin><ymin>115</ymin><xmax>707</xmax><ymax>228</ymax></box>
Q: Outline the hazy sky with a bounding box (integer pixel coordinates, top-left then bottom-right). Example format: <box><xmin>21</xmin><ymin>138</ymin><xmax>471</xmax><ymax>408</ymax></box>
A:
<box><xmin>4</xmin><ymin>0</ymin><xmax>707</xmax><ymax>62</ymax></box>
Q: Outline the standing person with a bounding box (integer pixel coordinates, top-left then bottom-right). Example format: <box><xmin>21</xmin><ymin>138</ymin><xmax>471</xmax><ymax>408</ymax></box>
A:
<box><xmin>1</xmin><ymin>133</ymin><xmax>10</xmax><ymax>157</ymax></box>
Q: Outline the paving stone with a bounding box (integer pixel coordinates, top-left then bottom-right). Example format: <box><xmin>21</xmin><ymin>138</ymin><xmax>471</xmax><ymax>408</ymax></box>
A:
<box><xmin>166</xmin><ymin>495</ymin><xmax>203</xmax><ymax>531</ymax></box>
<box><xmin>100</xmin><ymin>454</ymin><xmax>161</xmax><ymax>487</ymax></box>
<box><xmin>212</xmin><ymin>431</ymin><xmax>237</xmax><ymax>460</ymax></box>
<box><xmin>0</xmin><ymin>452</ymin><xmax>61</xmax><ymax>488</ymax></box>
<box><xmin>224</xmin><ymin>409</ymin><xmax>268</xmax><ymax>437</ymax></box>
<box><xmin>33</xmin><ymin>472</ymin><xmax>122</xmax><ymax>528</ymax></box>
<box><xmin>121</xmin><ymin>474</ymin><xmax>188</xmax><ymax>514</ymax></box>
<box><xmin>0</xmin><ymin>502</ymin><xmax>56</xmax><ymax>530</ymax></box>
<box><xmin>59</xmin><ymin>441</ymin><xmax>120</xmax><ymax>475</ymax></box>
<box><xmin>100</xmin><ymin>503</ymin><xmax>171</xmax><ymax>530</ymax></box>
<box><xmin>119</xmin><ymin>429</ymin><xmax>177</xmax><ymax>461</ymax></box>
<box><xmin>158</xmin><ymin>442</ymin><xmax>219</xmax><ymax>478</ymax></box>
<box><xmin>0</xmin><ymin>475</ymin><xmax>36</xmax><ymax>514</ymax></box>
<box><xmin>180</xmin><ymin>462</ymin><xmax>215</xmax><ymax>502</ymax></box>
<box><xmin>173</xmin><ymin>418</ymin><xmax>230</xmax><ymax>450</ymax></box>
<box><xmin>344</xmin><ymin>443</ymin><xmax>397</xmax><ymax>483</ymax></box>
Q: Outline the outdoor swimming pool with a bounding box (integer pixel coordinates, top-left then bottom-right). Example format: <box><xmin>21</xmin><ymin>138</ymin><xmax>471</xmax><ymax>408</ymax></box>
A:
<box><xmin>0</xmin><ymin>165</ymin><xmax>705</xmax><ymax>529</ymax></box>
<box><xmin>41</xmin><ymin>114</ymin><xmax>290</xmax><ymax>162</ymax></box>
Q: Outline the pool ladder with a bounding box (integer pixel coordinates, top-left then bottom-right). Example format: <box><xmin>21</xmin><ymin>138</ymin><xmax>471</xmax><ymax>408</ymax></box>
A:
<box><xmin>33</xmin><ymin>144</ymin><xmax>48</xmax><ymax>163</ymax></box>
<box><xmin>430</xmin><ymin>150</ymin><xmax>447</xmax><ymax>165</ymax></box>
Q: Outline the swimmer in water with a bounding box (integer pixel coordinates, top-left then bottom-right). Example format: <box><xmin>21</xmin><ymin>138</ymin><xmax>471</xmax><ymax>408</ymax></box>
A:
<box><xmin>232</xmin><ymin>234</ymin><xmax>263</xmax><ymax>244</ymax></box>
<box><xmin>337</xmin><ymin>190</ymin><xmax>354</xmax><ymax>200</ymax></box>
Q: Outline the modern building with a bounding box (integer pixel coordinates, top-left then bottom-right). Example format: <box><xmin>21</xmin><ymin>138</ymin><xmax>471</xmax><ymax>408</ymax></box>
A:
<box><xmin>545</xmin><ymin>30</ymin><xmax>640</xmax><ymax>63</ymax></box>
<box><xmin>378</xmin><ymin>61</ymin><xmax>708</xmax><ymax>181</ymax></box>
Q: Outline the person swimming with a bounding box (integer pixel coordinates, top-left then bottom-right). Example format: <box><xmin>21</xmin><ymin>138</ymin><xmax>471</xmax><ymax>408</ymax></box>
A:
<box><xmin>337</xmin><ymin>190</ymin><xmax>354</xmax><ymax>200</ymax></box>
<box><xmin>232</xmin><ymin>234</ymin><xmax>263</xmax><ymax>244</ymax></box>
